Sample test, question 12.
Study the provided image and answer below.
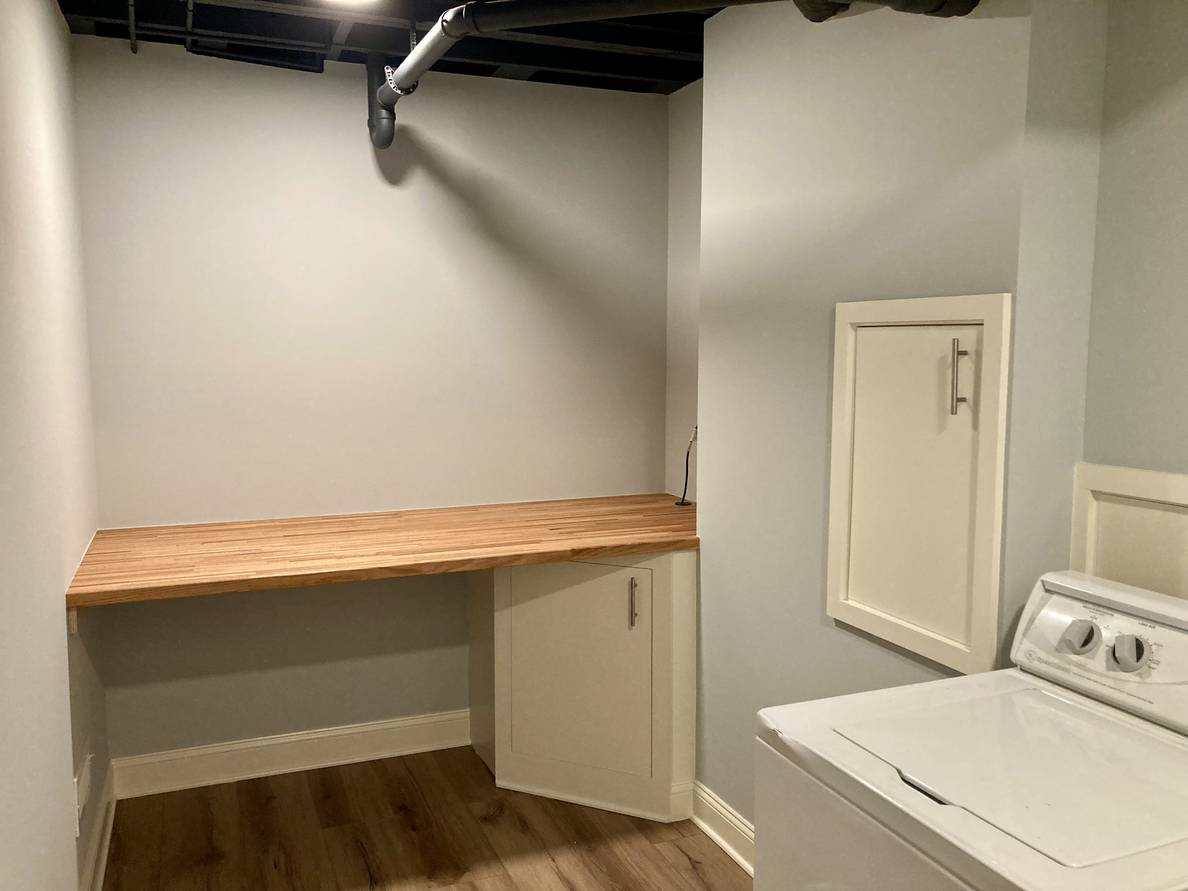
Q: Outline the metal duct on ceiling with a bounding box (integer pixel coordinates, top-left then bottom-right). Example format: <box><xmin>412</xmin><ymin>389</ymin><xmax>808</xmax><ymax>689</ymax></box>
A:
<box><xmin>793</xmin><ymin>0</ymin><xmax>979</xmax><ymax>22</ymax></box>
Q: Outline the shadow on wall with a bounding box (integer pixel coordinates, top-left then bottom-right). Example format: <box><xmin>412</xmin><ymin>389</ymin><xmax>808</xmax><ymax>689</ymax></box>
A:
<box><xmin>702</xmin><ymin>136</ymin><xmax>1022</xmax><ymax>332</ymax></box>
<box><xmin>95</xmin><ymin>575</ymin><xmax>469</xmax><ymax>685</ymax></box>
<box><xmin>368</xmin><ymin>126</ymin><xmax>658</xmax><ymax>357</ymax></box>
<box><xmin>1098</xmin><ymin>12</ymin><xmax>1188</xmax><ymax>137</ymax></box>
<box><xmin>836</xmin><ymin>619</ymin><xmax>963</xmax><ymax>676</ymax></box>
<box><xmin>691</xmin><ymin>58</ymin><xmax>1025</xmax><ymax>703</ymax></box>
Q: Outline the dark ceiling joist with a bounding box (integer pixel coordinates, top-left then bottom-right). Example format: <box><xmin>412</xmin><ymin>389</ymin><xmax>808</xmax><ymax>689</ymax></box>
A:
<box><xmin>346</xmin><ymin>22</ymin><xmax>701</xmax><ymax>81</ymax></box>
<box><xmin>69</xmin><ymin>15</ymin><xmax>696</xmax><ymax>92</ymax></box>
<box><xmin>446</xmin><ymin>36</ymin><xmax>701</xmax><ymax>83</ymax></box>
<box><xmin>488</xmin><ymin>22</ymin><xmax>703</xmax><ymax>61</ymax></box>
<box><xmin>60</xmin><ymin>0</ymin><xmax>715</xmax><ymax>94</ymax></box>
<box><xmin>200</xmin><ymin>0</ymin><xmax>417</xmax><ymax>30</ymax></box>
<box><xmin>69</xmin><ymin>14</ymin><xmax>324</xmax><ymax>53</ymax></box>
<box><xmin>191</xmin><ymin>42</ymin><xmax>324</xmax><ymax>72</ymax></box>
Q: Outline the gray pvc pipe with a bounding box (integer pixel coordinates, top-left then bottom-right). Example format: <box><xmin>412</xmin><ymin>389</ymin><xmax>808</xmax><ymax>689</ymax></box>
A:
<box><xmin>367</xmin><ymin>55</ymin><xmax>396</xmax><ymax>149</ymax></box>
<box><xmin>376</xmin><ymin>18</ymin><xmax>464</xmax><ymax>108</ymax></box>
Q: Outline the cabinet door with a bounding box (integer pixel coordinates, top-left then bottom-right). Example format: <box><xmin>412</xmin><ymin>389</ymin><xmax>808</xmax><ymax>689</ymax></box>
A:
<box><xmin>827</xmin><ymin>294</ymin><xmax>1010</xmax><ymax>674</ymax></box>
<box><xmin>509</xmin><ymin>562</ymin><xmax>652</xmax><ymax>778</ymax></box>
<box><xmin>848</xmin><ymin>323</ymin><xmax>983</xmax><ymax>644</ymax></box>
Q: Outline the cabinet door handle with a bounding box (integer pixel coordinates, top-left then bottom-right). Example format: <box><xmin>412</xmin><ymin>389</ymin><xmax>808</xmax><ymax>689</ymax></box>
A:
<box><xmin>628</xmin><ymin>577</ymin><xmax>639</xmax><ymax>629</ymax></box>
<box><xmin>950</xmin><ymin>337</ymin><xmax>970</xmax><ymax>416</ymax></box>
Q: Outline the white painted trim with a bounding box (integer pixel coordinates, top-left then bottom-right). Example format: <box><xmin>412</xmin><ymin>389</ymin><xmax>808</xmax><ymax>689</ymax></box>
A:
<box><xmin>692</xmin><ymin>781</ymin><xmax>755</xmax><ymax>877</ymax></box>
<box><xmin>1072</xmin><ymin>462</ymin><xmax>1188</xmax><ymax>595</ymax></box>
<box><xmin>497</xmin><ymin>778</ymin><xmax>684</xmax><ymax>824</ymax></box>
<box><xmin>79</xmin><ymin>767</ymin><xmax>116</xmax><ymax>891</ymax></box>
<box><xmin>669</xmin><ymin>779</ymin><xmax>695</xmax><ymax>820</ymax></box>
<box><xmin>112</xmin><ymin>709</ymin><xmax>470</xmax><ymax>800</ymax></box>
<box><xmin>102</xmin><ymin>711</ymin><xmax>753</xmax><ymax>880</ymax></box>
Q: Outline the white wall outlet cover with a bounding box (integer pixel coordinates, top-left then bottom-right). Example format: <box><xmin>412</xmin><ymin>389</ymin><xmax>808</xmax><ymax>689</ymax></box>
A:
<box><xmin>74</xmin><ymin>751</ymin><xmax>94</xmax><ymax>837</ymax></box>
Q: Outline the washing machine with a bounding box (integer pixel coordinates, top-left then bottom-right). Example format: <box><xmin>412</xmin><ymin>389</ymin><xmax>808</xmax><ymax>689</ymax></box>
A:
<box><xmin>754</xmin><ymin>571</ymin><xmax>1188</xmax><ymax>891</ymax></box>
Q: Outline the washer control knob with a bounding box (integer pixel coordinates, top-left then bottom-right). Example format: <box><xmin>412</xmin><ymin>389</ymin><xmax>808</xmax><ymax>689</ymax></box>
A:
<box><xmin>1060</xmin><ymin>619</ymin><xmax>1101</xmax><ymax>655</ymax></box>
<box><xmin>1112</xmin><ymin>634</ymin><xmax>1151</xmax><ymax>673</ymax></box>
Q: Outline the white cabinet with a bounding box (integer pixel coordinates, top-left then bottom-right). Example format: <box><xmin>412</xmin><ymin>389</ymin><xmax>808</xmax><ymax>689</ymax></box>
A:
<box><xmin>827</xmin><ymin>294</ymin><xmax>1011</xmax><ymax>673</ymax></box>
<box><xmin>468</xmin><ymin>551</ymin><xmax>697</xmax><ymax>821</ymax></box>
<box><xmin>508</xmin><ymin>562</ymin><xmax>653</xmax><ymax>777</ymax></box>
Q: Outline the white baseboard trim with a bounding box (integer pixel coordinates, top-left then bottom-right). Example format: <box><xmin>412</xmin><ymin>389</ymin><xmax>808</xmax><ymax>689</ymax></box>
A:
<box><xmin>692</xmin><ymin>781</ymin><xmax>755</xmax><ymax>876</ymax></box>
<box><xmin>106</xmin><ymin>714</ymin><xmax>754</xmax><ymax>878</ymax></box>
<box><xmin>79</xmin><ymin>767</ymin><xmax>116</xmax><ymax>891</ymax></box>
<box><xmin>112</xmin><ymin>709</ymin><xmax>470</xmax><ymax>800</ymax></box>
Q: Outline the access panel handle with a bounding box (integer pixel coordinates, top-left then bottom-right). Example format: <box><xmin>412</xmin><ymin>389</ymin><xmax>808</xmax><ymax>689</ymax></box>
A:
<box><xmin>950</xmin><ymin>337</ymin><xmax>970</xmax><ymax>416</ymax></box>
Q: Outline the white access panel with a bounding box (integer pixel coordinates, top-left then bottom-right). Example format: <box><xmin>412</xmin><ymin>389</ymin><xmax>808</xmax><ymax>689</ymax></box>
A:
<box><xmin>848</xmin><ymin>323</ymin><xmax>983</xmax><ymax>645</ymax></box>
<box><xmin>827</xmin><ymin>293</ymin><xmax>1011</xmax><ymax>673</ymax></box>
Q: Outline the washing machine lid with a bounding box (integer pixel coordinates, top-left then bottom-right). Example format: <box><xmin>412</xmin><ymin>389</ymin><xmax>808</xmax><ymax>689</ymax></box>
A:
<box><xmin>834</xmin><ymin>686</ymin><xmax>1188</xmax><ymax>869</ymax></box>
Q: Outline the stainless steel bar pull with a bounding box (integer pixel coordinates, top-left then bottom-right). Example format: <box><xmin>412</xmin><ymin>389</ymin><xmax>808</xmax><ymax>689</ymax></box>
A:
<box><xmin>950</xmin><ymin>337</ymin><xmax>970</xmax><ymax>415</ymax></box>
<box><xmin>628</xmin><ymin>577</ymin><xmax>639</xmax><ymax>629</ymax></box>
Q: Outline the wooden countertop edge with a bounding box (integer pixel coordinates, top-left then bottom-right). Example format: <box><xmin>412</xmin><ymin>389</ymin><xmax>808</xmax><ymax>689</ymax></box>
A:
<box><xmin>66</xmin><ymin>535</ymin><xmax>701</xmax><ymax>608</ymax></box>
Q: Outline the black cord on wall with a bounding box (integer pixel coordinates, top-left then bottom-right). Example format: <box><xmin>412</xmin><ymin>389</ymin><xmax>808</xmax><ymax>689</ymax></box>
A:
<box><xmin>676</xmin><ymin>425</ymin><xmax>697</xmax><ymax>506</ymax></box>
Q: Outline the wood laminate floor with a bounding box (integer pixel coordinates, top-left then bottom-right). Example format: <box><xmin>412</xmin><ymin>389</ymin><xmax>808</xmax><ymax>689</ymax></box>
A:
<box><xmin>101</xmin><ymin>746</ymin><xmax>751</xmax><ymax>891</ymax></box>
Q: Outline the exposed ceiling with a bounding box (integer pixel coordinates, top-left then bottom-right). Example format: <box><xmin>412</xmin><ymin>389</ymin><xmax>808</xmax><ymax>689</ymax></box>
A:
<box><xmin>59</xmin><ymin>0</ymin><xmax>719</xmax><ymax>94</ymax></box>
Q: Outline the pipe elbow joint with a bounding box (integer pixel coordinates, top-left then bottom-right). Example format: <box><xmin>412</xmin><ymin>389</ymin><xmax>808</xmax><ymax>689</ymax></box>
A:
<box><xmin>376</xmin><ymin>82</ymin><xmax>401</xmax><ymax>110</ymax></box>
<box><xmin>369</xmin><ymin>112</ymin><xmax>395</xmax><ymax>149</ymax></box>
<box><xmin>439</xmin><ymin>4</ymin><xmax>478</xmax><ymax>39</ymax></box>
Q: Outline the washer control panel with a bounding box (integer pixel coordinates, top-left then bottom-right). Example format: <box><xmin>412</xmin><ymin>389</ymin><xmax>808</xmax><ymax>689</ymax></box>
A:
<box><xmin>1012</xmin><ymin>572</ymin><xmax>1188</xmax><ymax>735</ymax></box>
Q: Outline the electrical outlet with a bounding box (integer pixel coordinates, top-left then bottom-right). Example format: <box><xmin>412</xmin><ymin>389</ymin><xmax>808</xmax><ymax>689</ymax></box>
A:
<box><xmin>72</xmin><ymin>755</ymin><xmax>92</xmax><ymax>836</ymax></box>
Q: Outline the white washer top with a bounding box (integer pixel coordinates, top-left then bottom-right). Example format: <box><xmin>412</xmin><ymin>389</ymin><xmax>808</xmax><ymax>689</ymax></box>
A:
<box><xmin>759</xmin><ymin>672</ymin><xmax>1188</xmax><ymax>891</ymax></box>
<box><xmin>758</xmin><ymin>572</ymin><xmax>1188</xmax><ymax>891</ymax></box>
<box><xmin>836</xmin><ymin>687</ymin><xmax>1188</xmax><ymax>868</ymax></box>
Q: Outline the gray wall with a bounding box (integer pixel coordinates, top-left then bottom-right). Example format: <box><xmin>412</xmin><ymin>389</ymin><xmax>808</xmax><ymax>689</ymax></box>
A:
<box><xmin>998</xmin><ymin>1</ymin><xmax>1107</xmax><ymax>649</ymax></box>
<box><xmin>1085</xmin><ymin>1</ymin><xmax>1188</xmax><ymax>475</ymax></box>
<box><xmin>74</xmin><ymin>40</ymin><xmax>669</xmax><ymax>528</ymax></box>
<box><xmin>100</xmin><ymin>577</ymin><xmax>468</xmax><ymax>755</ymax></box>
<box><xmin>666</xmin><ymin>82</ymin><xmax>702</xmax><ymax>499</ymax></box>
<box><xmin>71</xmin><ymin>38</ymin><xmax>671</xmax><ymax>756</ymax></box>
<box><xmin>0</xmin><ymin>1</ymin><xmax>100</xmax><ymax>886</ymax></box>
<box><xmin>696</xmin><ymin>1</ymin><xmax>1031</xmax><ymax>820</ymax></box>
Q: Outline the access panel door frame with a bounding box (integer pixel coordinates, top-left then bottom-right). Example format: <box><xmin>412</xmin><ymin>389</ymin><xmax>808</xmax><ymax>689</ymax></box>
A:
<box><xmin>826</xmin><ymin>293</ymin><xmax>1012</xmax><ymax>674</ymax></box>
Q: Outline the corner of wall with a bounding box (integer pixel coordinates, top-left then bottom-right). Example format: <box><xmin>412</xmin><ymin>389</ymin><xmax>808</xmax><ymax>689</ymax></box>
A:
<box><xmin>665</xmin><ymin>81</ymin><xmax>703</xmax><ymax>500</ymax></box>
<box><xmin>0</xmin><ymin>2</ymin><xmax>105</xmax><ymax>888</ymax></box>
<box><xmin>1082</xmin><ymin>3</ymin><xmax>1188</xmax><ymax>477</ymax></box>
<box><xmin>999</xmin><ymin>0</ymin><xmax>1109</xmax><ymax>656</ymax></box>
<box><xmin>60</xmin><ymin>23</ymin><xmax>109</xmax><ymax>888</ymax></box>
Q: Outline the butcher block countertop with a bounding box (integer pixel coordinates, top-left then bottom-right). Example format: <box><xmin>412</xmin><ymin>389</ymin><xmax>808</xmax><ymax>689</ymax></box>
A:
<box><xmin>66</xmin><ymin>494</ymin><xmax>699</xmax><ymax>608</ymax></box>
